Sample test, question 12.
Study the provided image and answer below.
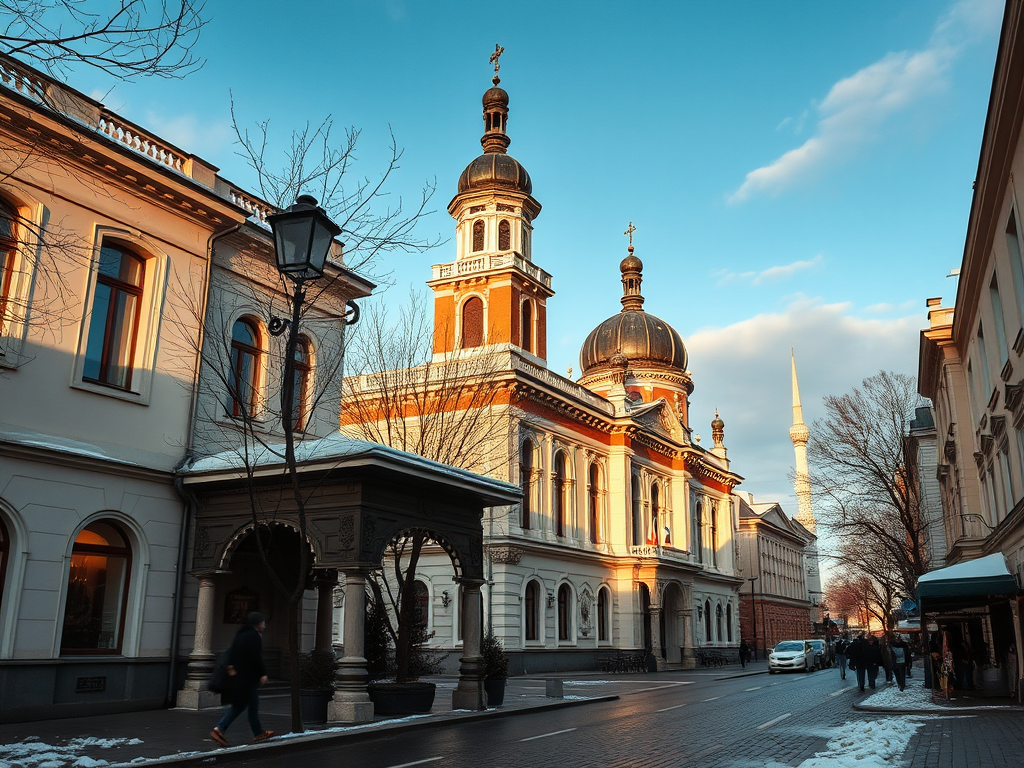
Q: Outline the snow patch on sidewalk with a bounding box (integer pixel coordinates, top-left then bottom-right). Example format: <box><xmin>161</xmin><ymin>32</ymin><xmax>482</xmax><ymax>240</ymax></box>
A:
<box><xmin>0</xmin><ymin>737</ymin><xmax>143</xmax><ymax>768</ymax></box>
<box><xmin>860</xmin><ymin>684</ymin><xmax>948</xmax><ymax>710</ymax></box>
<box><xmin>762</xmin><ymin>717</ymin><xmax>923</xmax><ymax>768</ymax></box>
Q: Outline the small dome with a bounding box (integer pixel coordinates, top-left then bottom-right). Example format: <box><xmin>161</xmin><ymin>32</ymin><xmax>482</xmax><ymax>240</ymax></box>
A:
<box><xmin>458</xmin><ymin>153</ymin><xmax>533</xmax><ymax>195</ymax></box>
<box><xmin>712</xmin><ymin>412</ymin><xmax>725</xmax><ymax>430</ymax></box>
<box><xmin>620</xmin><ymin>253</ymin><xmax>642</xmax><ymax>272</ymax></box>
<box><xmin>483</xmin><ymin>86</ymin><xmax>509</xmax><ymax>107</ymax></box>
<box><xmin>579</xmin><ymin>310</ymin><xmax>687</xmax><ymax>374</ymax></box>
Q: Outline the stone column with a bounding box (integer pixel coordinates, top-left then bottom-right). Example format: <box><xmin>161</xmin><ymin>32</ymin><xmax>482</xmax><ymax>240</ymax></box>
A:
<box><xmin>650</xmin><ymin>606</ymin><xmax>665</xmax><ymax>671</ymax></box>
<box><xmin>313</xmin><ymin>569</ymin><xmax>338</xmax><ymax>655</ymax></box>
<box><xmin>177</xmin><ymin>573</ymin><xmax>221</xmax><ymax>709</ymax></box>
<box><xmin>328</xmin><ymin>569</ymin><xmax>374</xmax><ymax>723</ymax></box>
<box><xmin>680</xmin><ymin>608</ymin><xmax>696</xmax><ymax>670</ymax></box>
<box><xmin>452</xmin><ymin>579</ymin><xmax>485</xmax><ymax>711</ymax></box>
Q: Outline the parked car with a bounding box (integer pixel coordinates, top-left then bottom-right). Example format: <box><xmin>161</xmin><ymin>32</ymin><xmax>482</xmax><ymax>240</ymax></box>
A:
<box><xmin>768</xmin><ymin>640</ymin><xmax>815</xmax><ymax>673</ymax></box>
<box><xmin>805</xmin><ymin>639</ymin><xmax>828</xmax><ymax>669</ymax></box>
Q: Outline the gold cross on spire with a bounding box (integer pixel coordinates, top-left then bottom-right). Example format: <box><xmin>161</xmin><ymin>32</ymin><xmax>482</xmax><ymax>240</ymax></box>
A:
<box><xmin>490</xmin><ymin>44</ymin><xmax>505</xmax><ymax>84</ymax></box>
<box><xmin>624</xmin><ymin>221</ymin><xmax>636</xmax><ymax>248</ymax></box>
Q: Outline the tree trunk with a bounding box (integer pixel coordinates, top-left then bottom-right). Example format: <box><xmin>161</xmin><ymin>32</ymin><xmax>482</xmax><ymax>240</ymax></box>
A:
<box><xmin>287</xmin><ymin>598</ymin><xmax>303</xmax><ymax>733</ymax></box>
<box><xmin>395</xmin><ymin>534</ymin><xmax>424</xmax><ymax>683</ymax></box>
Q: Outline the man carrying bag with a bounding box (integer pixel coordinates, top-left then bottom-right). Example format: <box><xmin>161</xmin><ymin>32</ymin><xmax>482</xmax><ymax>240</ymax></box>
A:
<box><xmin>210</xmin><ymin>612</ymin><xmax>273</xmax><ymax>746</ymax></box>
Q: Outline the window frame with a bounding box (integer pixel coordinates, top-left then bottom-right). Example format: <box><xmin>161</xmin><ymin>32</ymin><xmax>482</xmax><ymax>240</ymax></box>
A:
<box><xmin>597</xmin><ymin>587</ymin><xmax>610</xmax><ymax>643</ymax></box>
<box><xmin>472</xmin><ymin>219</ymin><xmax>485</xmax><ymax>252</ymax></box>
<box><xmin>0</xmin><ymin>199</ymin><xmax>17</xmax><ymax>339</ymax></box>
<box><xmin>520</xmin><ymin>298</ymin><xmax>533</xmax><ymax>353</ymax></box>
<box><xmin>229</xmin><ymin>317</ymin><xmax>263</xmax><ymax>418</ymax></box>
<box><xmin>290</xmin><ymin>335</ymin><xmax>312</xmax><ymax>432</ymax></box>
<box><xmin>553</xmin><ymin>451</ymin><xmax>567</xmax><ymax>538</ymax></box>
<box><xmin>520</xmin><ymin>439</ymin><xmax>535</xmax><ymax>530</ymax></box>
<box><xmin>557</xmin><ymin>584</ymin><xmax>573</xmax><ymax>643</ymax></box>
<box><xmin>588</xmin><ymin>462</ymin><xmax>601</xmax><ymax>545</ymax></box>
<box><xmin>460</xmin><ymin>295</ymin><xmax>485</xmax><ymax>349</ymax></box>
<box><xmin>60</xmin><ymin>521</ymin><xmax>132</xmax><ymax>655</ymax></box>
<box><xmin>524</xmin><ymin>580</ymin><xmax>540</xmax><ymax>643</ymax></box>
<box><xmin>82</xmin><ymin>243</ymin><xmax>146</xmax><ymax>391</ymax></box>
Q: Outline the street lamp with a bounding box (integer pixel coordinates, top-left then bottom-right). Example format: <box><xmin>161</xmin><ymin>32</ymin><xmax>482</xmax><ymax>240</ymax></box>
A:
<box><xmin>747</xmin><ymin>576</ymin><xmax>759</xmax><ymax>661</ymax></box>
<box><xmin>268</xmin><ymin>194</ymin><xmax>341</xmax><ymax>279</ymax></box>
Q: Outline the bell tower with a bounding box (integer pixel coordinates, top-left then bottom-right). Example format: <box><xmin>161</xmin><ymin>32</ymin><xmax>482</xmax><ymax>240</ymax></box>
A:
<box><xmin>427</xmin><ymin>47</ymin><xmax>553</xmax><ymax>361</ymax></box>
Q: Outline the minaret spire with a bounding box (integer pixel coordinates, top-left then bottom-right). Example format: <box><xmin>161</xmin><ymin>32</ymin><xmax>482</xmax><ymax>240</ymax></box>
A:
<box><xmin>789</xmin><ymin>349</ymin><xmax>815</xmax><ymax>533</ymax></box>
<box><xmin>620</xmin><ymin>222</ymin><xmax>645</xmax><ymax>312</ymax></box>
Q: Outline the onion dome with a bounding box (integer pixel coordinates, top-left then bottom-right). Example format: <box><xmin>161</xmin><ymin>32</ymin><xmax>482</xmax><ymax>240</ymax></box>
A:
<box><xmin>456</xmin><ymin>62</ymin><xmax>533</xmax><ymax>196</ymax></box>
<box><xmin>579</xmin><ymin>243</ymin><xmax>687</xmax><ymax>375</ymax></box>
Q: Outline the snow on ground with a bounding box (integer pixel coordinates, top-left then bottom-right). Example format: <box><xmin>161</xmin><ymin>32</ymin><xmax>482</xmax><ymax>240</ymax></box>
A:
<box><xmin>861</xmin><ymin>682</ymin><xmax>1017</xmax><ymax>710</ymax></box>
<box><xmin>563</xmin><ymin>680</ymin><xmax>615</xmax><ymax>686</ymax></box>
<box><xmin>0</xmin><ymin>736</ymin><xmax>143</xmax><ymax>768</ymax></box>
<box><xmin>764</xmin><ymin>717</ymin><xmax>924</xmax><ymax>768</ymax></box>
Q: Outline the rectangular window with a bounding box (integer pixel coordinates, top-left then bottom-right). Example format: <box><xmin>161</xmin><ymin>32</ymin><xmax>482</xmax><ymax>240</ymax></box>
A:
<box><xmin>83</xmin><ymin>245</ymin><xmax>144</xmax><ymax>390</ymax></box>
<box><xmin>978</xmin><ymin>324</ymin><xmax>992</xmax><ymax>404</ymax></box>
<box><xmin>991</xmin><ymin>276</ymin><xmax>1009</xmax><ymax>366</ymax></box>
<box><xmin>967</xmin><ymin>362</ymin><xmax>979</xmax><ymax>424</ymax></box>
<box><xmin>1007</xmin><ymin>210</ymin><xmax>1024</xmax><ymax>327</ymax></box>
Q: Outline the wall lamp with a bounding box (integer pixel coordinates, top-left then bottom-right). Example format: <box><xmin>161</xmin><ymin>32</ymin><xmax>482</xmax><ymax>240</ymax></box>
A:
<box><xmin>960</xmin><ymin>513</ymin><xmax>996</xmax><ymax>532</ymax></box>
<box><xmin>441</xmin><ymin>590</ymin><xmax>451</xmax><ymax>608</ymax></box>
<box><xmin>547</xmin><ymin>589</ymin><xmax>555</xmax><ymax>609</ymax></box>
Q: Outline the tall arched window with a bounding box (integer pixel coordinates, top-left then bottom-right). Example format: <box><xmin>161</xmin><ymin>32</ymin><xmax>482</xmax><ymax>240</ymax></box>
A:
<box><xmin>631</xmin><ymin>474</ymin><xmax>643</xmax><ymax>546</ymax></box>
<box><xmin>229</xmin><ymin>318</ymin><xmax>261</xmax><ymax>417</ymax></box>
<box><xmin>525</xmin><ymin>580</ymin><xmax>540</xmax><ymax>641</ymax></box>
<box><xmin>553</xmin><ymin>452</ymin><xmax>567</xmax><ymax>537</ymax></box>
<box><xmin>413</xmin><ymin>581</ymin><xmax>429</xmax><ymax>629</ymax></box>
<box><xmin>520</xmin><ymin>299</ymin><xmax>533</xmax><ymax>353</ymax></box>
<box><xmin>716</xmin><ymin>604</ymin><xmax>723</xmax><ymax>642</ymax></box>
<box><xmin>693</xmin><ymin>499</ymin><xmax>704</xmax><ymax>563</ymax></box>
<box><xmin>597</xmin><ymin>588</ymin><xmax>610</xmax><ymax>642</ymax></box>
<box><xmin>588</xmin><ymin>463</ymin><xmax>600</xmax><ymax>544</ymax></box>
<box><xmin>710</xmin><ymin>500</ymin><xmax>718</xmax><ymax>566</ymax></box>
<box><xmin>0</xmin><ymin>200</ymin><xmax>17</xmax><ymax>334</ymax></box>
<box><xmin>61</xmin><ymin>521</ymin><xmax>131</xmax><ymax>653</ymax></box>
<box><xmin>461</xmin><ymin>297</ymin><xmax>484</xmax><ymax>348</ymax></box>
<box><xmin>726</xmin><ymin>604</ymin><xmax>733</xmax><ymax>642</ymax></box>
<box><xmin>498</xmin><ymin>219</ymin><xmax>511</xmax><ymax>250</ymax></box>
<box><xmin>704</xmin><ymin>599</ymin><xmax>712</xmax><ymax>643</ymax></box>
<box><xmin>557</xmin><ymin>584</ymin><xmax>571</xmax><ymax>641</ymax></box>
<box><xmin>472</xmin><ymin>219</ymin><xmax>485</xmax><ymax>252</ymax></box>
<box><xmin>290</xmin><ymin>336</ymin><xmax>311</xmax><ymax>432</ymax></box>
<box><xmin>649</xmin><ymin>483</ymin><xmax>660</xmax><ymax>546</ymax></box>
<box><xmin>83</xmin><ymin>243</ymin><xmax>145</xmax><ymax>389</ymax></box>
<box><xmin>520</xmin><ymin>440</ymin><xmax>534</xmax><ymax>530</ymax></box>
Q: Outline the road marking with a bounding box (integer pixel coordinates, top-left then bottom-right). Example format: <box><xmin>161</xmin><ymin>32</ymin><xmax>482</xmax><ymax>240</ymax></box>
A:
<box><xmin>744</xmin><ymin>686</ymin><xmax>762</xmax><ymax>691</ymax></box>
<box><xmin>829</xmin><ymin>685</ymin><xmax>858</xmax><ymax>697</ymax></box>
<box><xmin>627</xmin><ymin>682</ymin><xmax>694</xmax><ymax>694</ymax></box>
<box><xmin>385</xmin><ymin>759</ymin><xmax>443</xmax><ymax>768</ymax></box>
<box><xmin>702</xmin><ymin>696</ymin><xmax>722</xmax><ymax>702</ymax></box>
<box><xmin>656</xmin><ymin>703</ymin><xmax>687</xmax><ymax>712</ymax></box>
<box><xmin>756</xmin><ymin>713</ymin><xmax>792</xmax><ymax>730</ymax></box>
<box><xmin>521</xmin><ymin>728</ymin><xmax>577</xmax><ymax>742</ymax></box>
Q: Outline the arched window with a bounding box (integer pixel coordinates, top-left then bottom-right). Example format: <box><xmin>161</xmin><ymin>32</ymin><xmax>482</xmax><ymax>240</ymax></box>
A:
<box><xmin>554</xmin><ymin>452</ymin><xmax>567</xmax><ymax>537</ymax></box>
<box><xmin>412</xmin><ymin>581</ymin><xmax>429</xmax><ymax>629</ymax></box>
<box><xmin>716</xmin><ymin>604</ymin><xmax>723</xmax><ymax>642</ymax></box>
<box><xmin>83</xmin><ymin>243</ymin><xmax>145</xmax><ymax>389</ymax></box>
<box><xmin>0</xmin><ymin>516</ymin><xmax>8</xmax><ymax>614</ymax></box>
<box><xmin>521</xmin><ymin>299</ymin><xmax>533</xmax><ymax>353</ymax></box>
<box><xmin>472</xmin><ymin>219</ymin><xmax>485</xmax><ymax>252</ymax></box>
<box><xmin>693</xmin><ymin>499</ymin><xmax>704</xmax><ymax>563</ymax></box>
<box><xmin>588</xmin><ymin>463</ymin><xmax>600</xmax><ymax>544</ymax></box>
<box><xmin>461</xmin><ymin>296</ymin><xmax>484</xmax><ymax>348</ymax></box>
<box><xmin>557</xmin><ymin>584</ymin><xmax>571</xmax><ymax>641</ymax></box>
<box><xmin>631</xmin><ymin>474</ymin><xmax>643</xmax><ymax>546</ymax></box>
<box><xmin>520</xmin><ymin>440</ymin><xmax>534</xmax><ymax>530</ymax></box>
<box><xmin>649</xmin><ymin>483</ymin><xmax>660</xmax><ymax>546</ymax></box>
<box><xmin>229</xmin><ymin>318</ymin><xmax>261</xmax><ymax>417</ymax></box>
<box><xmin>290</xmin><ymin>336</ymin><xmax>311</xmax><ymax>432</ymax></box>
<box><xmin>61</xmin><ymin>521</ymin><xmax>131</xmax><ymax>653</ymax></box>
<box><xmin>498</xmin><ymin>219</ymin><xmax>511</xmax><ymax>250</ymax></box>
<box><xmin>597</xmin><ymin>588</ymin><xmax>610</xmax><ymax>642</ymax></box>
<box><xmin>704</xmin><ymin>599</ymin><xmax>712</xmax><ymax>643</ymax></box>
<box><xmin>710</xmin><ymin>500</ymin><xmax>718</xmax><ymax>566</ymax></box>
<box><xmin>0</xmin><ymin>200</ymin><xmax>17</xmax><ymax>334</ymax></box>
<box><xmin>726</xmin><ymin>604</ymin><xmax>733</xmax><ymax>642</ymax></box>
<box><xmin>525</xmin><ymin>580</ymin><xmax>540</xmax><ymax>641</ymax></box>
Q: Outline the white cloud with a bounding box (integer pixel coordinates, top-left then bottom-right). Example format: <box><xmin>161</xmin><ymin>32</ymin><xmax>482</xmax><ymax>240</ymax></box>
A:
<box><xmin>714</xmin><ymin>254</ymin><xmax>823</xmax><ymax>286</ymax></box>
<box><xmin>685</xmin><ymin>296</ymin><xmax>921</xmax><ymax>508</ymax></box>
<box><xmin>142</xmin><ymin>111</ymin><xmax>231</xmax><ymax>157</ymax></box>
<box><xmin>729</xmin><ymin>0</ymin><xmax>1001</xmax><ymax>203</ymax></box>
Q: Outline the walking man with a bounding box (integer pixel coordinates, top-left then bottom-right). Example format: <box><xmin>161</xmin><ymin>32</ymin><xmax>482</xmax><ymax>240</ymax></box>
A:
<box><xmin>835</xmin><ymin>636</ymin><xmax>848</xmax><ymax>680</ymax></box>
<box><xmin>847</xmin><ymin>633</ymin><xmax>868</xmax><ymax>692</ymax></box>
<box><xmin>739</xmin><ymin>639</ymin><xmax>749</xmax><ymax>668</ymax></box>
<box><xmin>867</xmin><ymin>635</ymin><xmax>883</xmax><ymax>689</ymax></box>
<box><xmin>211</xmin><ymin>612</ymin><xmax>273</xmax><ymax>746</ymax></box>
<box><xmin>890</xmin><ymin>634</ymin><xmax>911</xmax><ymax>691</ymax></box>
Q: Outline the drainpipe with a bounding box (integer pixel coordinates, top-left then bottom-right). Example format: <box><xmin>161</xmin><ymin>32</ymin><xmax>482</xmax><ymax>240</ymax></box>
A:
<box><xmin>166</xmin><ymin>222</ymin><xmax>242</xmax><ymax>706</ymax></box>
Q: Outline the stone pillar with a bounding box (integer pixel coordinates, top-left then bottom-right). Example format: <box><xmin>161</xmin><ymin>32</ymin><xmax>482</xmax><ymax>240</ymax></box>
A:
<box><xmin>177</xmin><ymin>573</ymin><xmax>221</xmax><ymax>709</ymax></box>
<box><xmin>680</xmin><ymin>608</ymin><xmax>696</xmax><ymax>670</ymax></box>
<box><xmin>650</xmin><ymin>606</ymin><xmax>665</xmax><ymax>671</ymax></box>
<box><xmin>328</xmin><ymin>569</ymin><xmax>374</xmax><ymax>723</ymax></box>
<box><xmin>452</xmin><ymin>579</ymin><xmax>485</xmax><ymax>711</ymax></box>
<box><xmin>313</xmin><ymin>569</ymin><xmax>338</xmax><ymax>655</ymax></box>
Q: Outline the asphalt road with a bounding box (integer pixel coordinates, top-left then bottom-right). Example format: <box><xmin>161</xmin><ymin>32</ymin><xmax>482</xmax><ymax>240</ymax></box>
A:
<box><xmin>225</xmin><ymin>667</ymin><xmax>870</xmax><ymax>768</ymax></box>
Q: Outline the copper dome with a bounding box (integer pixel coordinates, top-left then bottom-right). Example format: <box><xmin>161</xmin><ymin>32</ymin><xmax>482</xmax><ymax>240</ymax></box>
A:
<box><xmin>458</xmin><ymin>153</ymin><xmax>533</xmax><ymax>195</ymax></box>
<box><xmin>579</xmin><ymin>310</ymin><xmax>687</xmax><ymax>374</ymax></box>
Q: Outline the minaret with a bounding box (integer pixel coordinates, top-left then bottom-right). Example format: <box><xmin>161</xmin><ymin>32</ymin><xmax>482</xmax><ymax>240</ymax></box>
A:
<box><xmin>789</xmin><ymin>350</ymin><xmax>815</xmax><ymax>533</ymax></box>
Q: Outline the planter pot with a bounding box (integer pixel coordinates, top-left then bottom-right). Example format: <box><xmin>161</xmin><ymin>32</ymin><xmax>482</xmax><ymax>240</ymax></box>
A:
<box><xmin>299</xmin><ymin>689</ymin><xmax>333</xmax><ymax>723</ymax></box>
<box><xmin>367</xmin><ymin>682</ymin><xmax>436</xmax><ymax>714</ymax></box>
<box><xmin>484</xmin><ymin>678</ymin><xmax>506</xmax><ymax>707</ymax></box>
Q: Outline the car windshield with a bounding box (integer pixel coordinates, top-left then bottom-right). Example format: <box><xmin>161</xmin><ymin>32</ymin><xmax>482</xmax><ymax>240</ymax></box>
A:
<box><xmin>774</xmin><ymin>642</ymin><xmax>804</xmax><ymax>652</ymax></box>
<box><xmin>809</xmin><ymin>641</ymin><xmax>824</xmax><ymax>649</ymax></box>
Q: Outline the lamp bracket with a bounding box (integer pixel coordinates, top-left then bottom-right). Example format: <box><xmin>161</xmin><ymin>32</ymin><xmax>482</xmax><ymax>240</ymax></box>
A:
<box><xmin>268</xmin><ymin>317</ymin><xmax>290</xmax><ymax>337</ymax></box>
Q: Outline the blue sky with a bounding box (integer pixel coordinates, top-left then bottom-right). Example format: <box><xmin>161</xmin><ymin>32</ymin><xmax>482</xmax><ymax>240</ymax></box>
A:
<box><xmin>78</xmin><ymin>0</ymin><xmax>1002</xmax><ymax>511</ymax></box>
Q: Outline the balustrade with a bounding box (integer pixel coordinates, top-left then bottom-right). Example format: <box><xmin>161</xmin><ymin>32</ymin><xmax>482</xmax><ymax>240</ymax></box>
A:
<box><xmin>97</xmin><ymin>112</ymin><xmax>185</xmax><ymax>172</ymax></box>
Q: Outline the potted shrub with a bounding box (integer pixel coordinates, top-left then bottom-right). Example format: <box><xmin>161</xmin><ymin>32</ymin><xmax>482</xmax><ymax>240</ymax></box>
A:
<box><xmin>298</xmin><ymin>649</ymin><xmax>336</xmax><ymax>723</ymax></box>
<box><xmin>364</xmin><ymin>597</ymin><xmax>446</xmax><ymax>714</ymax></box>
<box><xmin>482</xmin><ymin>632</ymin><xmax>510</xmax><ymax>706</ymax></box>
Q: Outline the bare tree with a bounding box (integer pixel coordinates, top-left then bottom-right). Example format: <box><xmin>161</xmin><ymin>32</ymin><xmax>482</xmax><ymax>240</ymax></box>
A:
<box><xmin>1</xmin><ymin>0</ymin><xmax>205</xmax><ymax>80</ymax></box>
<box><xmin>340</xmin><ymin>292</ymin><xmax>519</xmax><ymax>682</ymax></box>
<box><xmin>810</xmin><ymin>371</ymin><xmax>929</xmax><ymax>602</ymax></box>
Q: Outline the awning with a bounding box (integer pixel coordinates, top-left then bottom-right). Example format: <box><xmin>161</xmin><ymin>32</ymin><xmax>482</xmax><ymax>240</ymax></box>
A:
<box><xmin>917</xmin><ymin>553</ymin><xmax>1019</xmax><ymax>601</ymax></box>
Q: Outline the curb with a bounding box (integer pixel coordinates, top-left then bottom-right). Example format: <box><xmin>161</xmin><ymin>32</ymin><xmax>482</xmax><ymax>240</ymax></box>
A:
<box><xmin>115</xmin><ymin>694</ymin><xmax>620</xmax><ymax>768</ymax></box>
<box><xmin>853</xmin><ymin>701</ymin><xmax>1024</xmax><ymax>715</ymax></box>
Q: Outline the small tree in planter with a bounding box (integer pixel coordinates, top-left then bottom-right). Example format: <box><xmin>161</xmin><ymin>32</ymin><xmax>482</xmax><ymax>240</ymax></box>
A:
<box><xmin>482</xmin><ymin>632</ymin><xmax>510</xmax><ymax>706</ymax></box>
<box><xmin>297</xmin><ymin>649</ymin><xmax>336</xmax><ymax>723</ymax></box>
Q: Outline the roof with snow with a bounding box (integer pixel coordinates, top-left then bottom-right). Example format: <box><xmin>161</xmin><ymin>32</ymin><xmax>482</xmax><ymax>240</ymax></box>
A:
<box><xmin>917</xmin><ymin>553</ymin><xmax>1018</xmax><ymax>601</ymax></box>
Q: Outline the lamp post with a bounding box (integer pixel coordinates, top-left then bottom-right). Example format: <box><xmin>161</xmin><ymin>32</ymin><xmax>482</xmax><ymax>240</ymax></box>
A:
<box><xmin>748</xmin><ymin>576</ymin><xmax>759</xmax><ymax>661</ymax></box>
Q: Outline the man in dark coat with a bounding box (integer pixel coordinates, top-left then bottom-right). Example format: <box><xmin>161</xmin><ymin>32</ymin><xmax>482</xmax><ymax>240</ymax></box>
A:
<box><xmin>867</xmin><ymin>636</ymin><xmax>883</xmax><ymax>689</ymax></box>
<box><xmin>835</xmin><ymin>637</ymin><xmax>848</xmax><ymax>680</ymax></box>
<box><xmin>846</xmin><ymin>633</ymin><xmax>868</xmax><ymax>691</ymax></box>
<box><xmin>211</xmin><ymin>612</ymin><xmax>272</xmax><ymax>746</ymax></box>
<box><xmin>739</xmin><ymin>639</ymin><xmax>749</xmax><ymax>668</ymax></box>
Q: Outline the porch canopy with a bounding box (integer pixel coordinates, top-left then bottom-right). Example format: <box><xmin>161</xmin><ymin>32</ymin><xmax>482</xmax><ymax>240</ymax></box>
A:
<box><xmin>917</xmin><ymin>553</ymin><xmax>1019</xmax><ymax>612</ymax></box>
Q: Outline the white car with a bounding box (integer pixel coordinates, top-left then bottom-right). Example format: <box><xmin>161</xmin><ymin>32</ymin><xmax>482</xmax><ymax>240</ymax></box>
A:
<box><xmin>768</xmin><ymin>640</ymin><xmax>815</xmax><ymax>673</ymax></box>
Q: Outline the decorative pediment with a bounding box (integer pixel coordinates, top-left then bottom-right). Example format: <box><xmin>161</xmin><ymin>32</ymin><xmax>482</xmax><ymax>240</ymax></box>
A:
<box><xmin>631</xmin><ymin>399</ymin><xmax>683</xmax><ymax>443</ymax></box>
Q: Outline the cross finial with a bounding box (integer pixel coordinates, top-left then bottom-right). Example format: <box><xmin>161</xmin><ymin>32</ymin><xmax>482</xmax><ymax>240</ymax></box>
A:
<box><xmin>490</xmin><ymin>44</ymin><xmax>505</xmax><ymax>84</ymax></box>
<box><xmin>624</xmin><ymin>221</ymin><xmax>636</xmax><ymax>249</ymax></box>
